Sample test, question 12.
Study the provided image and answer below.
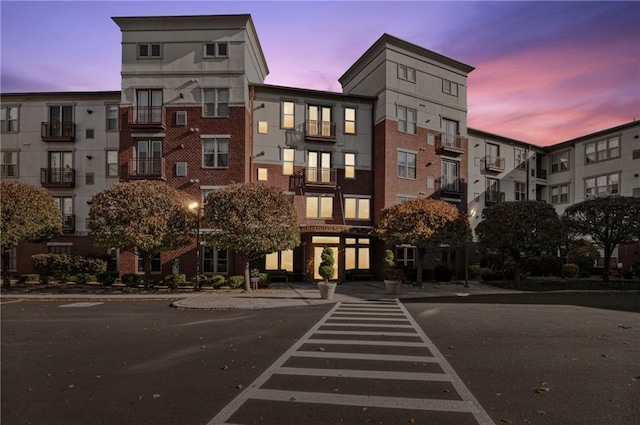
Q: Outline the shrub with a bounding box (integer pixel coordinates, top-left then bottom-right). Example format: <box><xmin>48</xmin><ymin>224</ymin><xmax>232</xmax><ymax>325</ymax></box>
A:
<box><xmin>31</xmin><ymin>254</ymin><xmax>107</xmax><ymax>280</ymax></box>
<box><xmin>228</xmin><ymin>275</ymin><xmax>244</xmax><ymax>289</ymax></box>
<box><xmin>434</xmin><ymin>265</ymin><xmax>452</xmax><ymax>282</ymax></box>
<box><xmin>18</xmin><ymin>274</ymin><xmax>39</xmax><ymax>283</ymax></box>
<box><xmin>562</xmin><ymin>263</ymin><xmax>579</xmax><ymax>278</ymax></box>
<box><xmin>259</xmin><ymin>273</ymin><xmax>269</xmax><ymax>288</ymax></box>
<box><xmin>480</xmin><ymin>268</ymin><xmax>502</xmax><ymax>282</ymax></box>
<box><xmin>121</xmin><ymin>274</ymin><xmax>141</xmax><ymax>286</ymax></box>
<box><xmin>467</xmin><ymin>264</ymin><xmax>481</xmax><ymax>279</ymax></box>
<box><xmin>75</xmin><ymin>273</ymin><xmax>96</xmax><ymax>284</ymax></box>
<box><xmin>208</xmin><ymin>274</ymin><xmax>226</xmax><ymax>288</ymax></box>
<box><xmin>97</xmin><ymin>271</ymin><xmax>117</xmax><ymax>286</ymax></box>
<box><xmin>567</xmin><ymin>240</ymin><xmax>600</xmax><ymax>273</ymax></box>
<box><xmin>318</xmin><ymin>247</ymin><xmax>336</xmax><ymax>283</ymax></box>
<box><xmin>163</xmin><ymin>274</ymin><xmax>186</xmax><ymax>288</ymax></box>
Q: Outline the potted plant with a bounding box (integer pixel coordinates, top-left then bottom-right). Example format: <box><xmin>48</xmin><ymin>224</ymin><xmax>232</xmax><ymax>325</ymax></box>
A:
<box><xmin>383</xmin><ymin>249</ymin><xmax>402</xmax><ymax>295</ymax></box>
<box><xmin>317</xmin><ymin>247</ymin><xmax>337</xmax><ymax>299</ymax></box>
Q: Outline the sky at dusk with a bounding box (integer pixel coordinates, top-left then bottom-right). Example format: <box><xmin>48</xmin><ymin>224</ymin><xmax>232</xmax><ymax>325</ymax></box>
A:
<box><xmin>1</xmin><ymin>1</ymin><xmax>639</xmax><ymax>147</ymax></box>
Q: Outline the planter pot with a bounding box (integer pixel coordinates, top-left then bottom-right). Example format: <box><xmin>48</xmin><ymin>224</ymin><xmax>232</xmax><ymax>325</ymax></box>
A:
<box><xmin>317</xmin><ymin>281</ymin><xmax>337</xmax><ymax>299</ymax></box>
<box><xmin>384</xmin><ymin>280</ymin><xmax>401</xmax><ymax>295</ymax></box>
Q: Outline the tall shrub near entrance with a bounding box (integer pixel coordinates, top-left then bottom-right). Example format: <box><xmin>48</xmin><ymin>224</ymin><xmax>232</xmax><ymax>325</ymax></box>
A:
<box><xmin>202</xmin><ymin>183</ymin><xmax>300</xmax><ymax>291</ymax></box>
<box><xmin>0</xmin><ymin>181</ymin><xmax>63</xmax><ymax>288</ymax></box>
<box><xmin>88</xmin><ymin>180</ymin><xmax>196</xmax><ymax>289</ymax></box>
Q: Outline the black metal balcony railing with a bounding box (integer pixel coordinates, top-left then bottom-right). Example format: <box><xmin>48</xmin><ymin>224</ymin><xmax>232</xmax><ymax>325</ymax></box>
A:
<box><xmin>41</xmin><ymin>122</ymin><xmax>76</xmax><ymax>142</ymax></box>
<box><xmin>128</xmin><ymin>106</ymin><xmax>165</xmax><ymax>129</ymax></box>
<box><xmin>536</xmin><ymin>168</ymin><xmax>547</xmax><ymax>180</ymax></box>
<box><xmin>127</xmin><ymin>158</ymin><xmax>166</xmax><ymax>180</ymax></box>
<box><xmin>41</xmin><ymin>168</ymin><xmax>75</xmax><ymax>188</ymax></box>
<box><xmin>297</xmin><ymin>167</ymin><xmax>337</xmax><ymax>188</ymax></box>
<box><xmin>305</xmin><ymin>120</ymin><xmax>336</xmax><ymax>141</ymax></box>
<box><xmin>435</xmin><ymin>134</ymin><xmax>466</xmax><ymax>154</ymax></box>
<box><xmin>62</xmin><ymin>214</ymin><xmax>75</xmax><ymax>233</ymax></box>
<box><xmin>481</xmin><ymin>156</ymin><xmax>505</xmax><ymax>172</ymax></box>
<box><xmin>485</xmin><ymin>190</ymin><xmax>505</xmax><ymax>205</ymax></box>
<box><xmin>436</xmin><ymin>176</ymin><xmax>464</xmax><ymax>194</ymax></box>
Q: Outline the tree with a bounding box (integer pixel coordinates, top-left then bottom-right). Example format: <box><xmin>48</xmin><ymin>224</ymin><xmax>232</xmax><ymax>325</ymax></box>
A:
<box><xmin>318</xmin><ymin>247</ymin><xmax>335</xmax><ymax>283</ymax></box>
<box><xmin>563</xmin><ymin>196</ymin><xmax>640</xmax><ymax>282</ymax></box>
<box><xmin>0</xmin><ymin>181</ymin><xmax>63</xmax><ymax>288</ymax></box>
<box><xmin>376</xmin><ymin>198</ymin><xmax>471</xmax><ymax>284</ymax></box>
<box><xmin>88</xmin><ymin>180</ymin><xmax>196</xmax><ymax>289</ymax></box>
<box><xmin>201</xmin><ymin>183</ymin><xmax>300</xmax><ymax>291</ymax></box>
<box><xmin>476</xmin><ymin>200</ymin><xmax>561</xmax><ymax>288</ymax></box>
<box><xmin>566</xmin><ymin>240</ymin><xmax>600</xmax><ymax>274</ymax></box>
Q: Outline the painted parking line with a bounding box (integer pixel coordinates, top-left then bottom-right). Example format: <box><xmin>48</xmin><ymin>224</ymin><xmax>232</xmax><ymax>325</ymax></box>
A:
<box><xmin>59</xmin><ymin>302</ymin><xmax>104</xmax><ymax>308</ymax></box>
<box><xmin>208</xmin><ymin>299</ymin><xmax>495</xmax><ymax>425</ymax></box>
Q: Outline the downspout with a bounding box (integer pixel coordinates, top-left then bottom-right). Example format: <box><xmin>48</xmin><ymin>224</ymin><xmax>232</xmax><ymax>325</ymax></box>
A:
<box><xmin>249</xmin><ymin>84</ymin><xmax>254</xmax><ymax>183</ymax></box>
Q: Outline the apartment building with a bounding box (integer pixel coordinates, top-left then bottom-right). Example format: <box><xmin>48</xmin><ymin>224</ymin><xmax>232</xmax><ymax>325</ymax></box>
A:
<box><xmin>0</xmin><ymin>91</ymin><xmax>121</xmax><ymax>273</ymax></box>
<box><xmin>2</xmin><ymin>13</ymin><xmax>638</xmax><ymax>280</ymax></box>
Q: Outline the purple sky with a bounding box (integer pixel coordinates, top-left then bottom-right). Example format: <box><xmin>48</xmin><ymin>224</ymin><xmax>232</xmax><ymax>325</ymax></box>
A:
<box><xmin>1</xmin><ymin>1</ymin><xmax>638</xmax><ymax>146</ymax></box>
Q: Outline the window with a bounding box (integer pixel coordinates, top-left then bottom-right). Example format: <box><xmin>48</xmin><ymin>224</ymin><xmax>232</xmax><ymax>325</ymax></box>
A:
<box><xmin>397</xmin><ymin>106</ymin><xmax>416</xmax><ymax>134</ymax></box>
<box><xmin>265</xmin><ymin>250</ymin><xmax>293</xmax><ymax>272</ymax></box>
<box><xmin>176</xmin><ymin>162</ymin><xmax>187</xmax><ymax>177</ymax></box>
<box><xmin>54</xmin><ymin>196</ymin><xmax>74</xmax><ymax>233</ymax></box>
<box><xmin>86</xmin><ymin>173</ymin><xmax>95</xmax><ymax>185</ymax></box>
<box><xmin>550</xmin><ymin>184</ymin><xmax>569</xmax><ymax>204</ymax></box>
<box><xmin>176</xmin><ymin>111</ymin><xmax>187</xmax><ymax>126</ymax></box>
<box><xmin>307</xmin><ymin>105</ymin><xmax>332</xmax><ymax>137</ymax></box>
<box><xmin>203</xmin><ymin>88</ymin><xmax>229</xmax><ymax>117</ymax></box>
<box><xmin>398</xmin><ymin>64</ymin><xmax>416</xmax><ymax>82</ymax></box>
<box><xmin>49</xmin><ymin>245</ymin><xmax>72</xmax><ymax>255</ymax></box>
<box><xmin>203</xmin><ymin>248</ymin><xmax>227</xmax><ymax>274</ymax></box>
<box><xmin>1</xmin><ymin>106</ymin><xmax>18</xmax><ymax>133</ymax></box>
<box><xmin>633</xmin><ymin>149</ymin><xmax>640</xmax><ymax>160</ymax></box>
<box><xmin>137</xmin><ymin>252</ymin><xmax>161</xmax><ymax>273</ymax></box>
<box><xmin>442</xmin><ymin>118</ymin><xmax>459</xmax><ymax>146</ymax></box>
<box><xmin>136</xmin><ymin>89</ymin><xmax>162</xmax><ymax>124</ymax></box>
<box><xmin>257</xmin><ymin>168</ymin><xmax>268</xmax><ymax>181</ymax></box>
<box><xmin>257</xmin><ymin>121</ymin><xmax>268</xmax><ymax>134</ymax></box>
<box><xmin>203</xmin><ymin>138</ymin><xmax>228</xmax><ymax>168</ymax></box>
<box><xmin>1</xmin><ymin>151</ymin><xmax>18</xmax><ymax>178</ymax></box>
<box><xmin>396</xmin><ymin>246</ymin><xmax>415</xmax><ymax>267</ymax></box>
<box><xmin>515</xmin><ymin>149</ymin><xmax>526</xmax><ymax>170</ymax></box>
<box><xmin>282</xmin><ymin>101</ymin><xmax>295</xmax><ymax>129</ymax></box>
<box><xmin>585</xmin><ymin>173</ymin><xmax>620</xmax><ymax>198</ymax></box>
<box><xmin>282</xmin><ymin>148</ymin><xmax>294</xmax><ymax>175</ymax></box>
<box><xmin>107</xmin><ymin>151</ymin><xmax>118</xmax><ymax>177</ymax></box>
<box><xmin>344</xmin><ymin>153</ymin><xmax>355</xmax><ymax>179</ymax></box>
<box><xmin>397</xmin><ymin>150</ymin><xmax>416</xmax><ymax>179</ymax></box>
<box><xmin>345</xmin><ymin>238</ymin><xmax>370</xmax><ymax>270</ymax></box>
<box><xmin>106</xmin><ymin>104</ymin><xmax>118</xmax><ymax>131</ymax></box>
<box><xmin>443</xmin><ymin>79</ymin><xmax>458</xmax><ymax>96</ymax></box>
<box><xmin>585</xmin><ymin>137</ymin><xmax>620</xmax><ymax>164</ymax></box>
<box><xmin>344</xmin><ymin>197</ymin><xmax>370</xmax><ymax>220</ymax></box>
<box><xmin>307</xmin><ymin>151</ymin><xmax>331</xmax><ymax>183</ymax></box>
<box><xmin>344</xmin><ymin>107</ymin><xmax>356</xmax><ymax>134</ymax></box>
<box><xmin>138</xmin><ymin>43</ymin><xmax>161</xmax><ymax>58</ymax></box>
<box><xmin>85</xmin><ymin>129</ymin><xmax>94</xmax><ymax>139</ymax></box>
<box><xmin>306</xmin><ymin>196</ymin><xmax>333</xmax><ymax>218</ymax></box>
<box><xmin>515</xmin><ymin>182</ymin><xmax>526</xmax><ymax>201</ymax></box>
<box><xmin>441</xmin><ymin>160</ymin><xmax>459</xmax><ymax>191</ymax></box>
<box><xmin>550</xmin><ymin>150</ymin><xmax>570</xmax><ymax>173</ymax></box>
<box><xmin>204</xmin><ymin>42</ymin><xmax>228</xmax><ymax>57</ymax></box>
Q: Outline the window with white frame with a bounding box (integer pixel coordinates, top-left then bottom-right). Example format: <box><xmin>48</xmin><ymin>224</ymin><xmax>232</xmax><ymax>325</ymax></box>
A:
<box><xmin>1</xmin><ymin>106</ymin><xmax>18</xmax><ymax>133</ymax></box>
<box><xmin>585</xmin><ymin>172</ymin><xmax>619</xmax><ymax>198</ymax></box>
<box><xmin>203</xmin><ymin>138</ymin><xmax>229</xmax><ymax>168</ymax></box>
<box><xmin>106</xmin><ymin>104</ymin><xmax>118</xmax><ymax>131</ymax></box>
<box><xmin>265</xmin><ymin>249</ymin><xmax>293</xmax><ymax>272</ymax></box>
<box><xmin>138</xmin><ymin>43</ymin><xmax>161</xmax><ymax>58</ymax></box>
<box><xmin>344</xmin><ymin>152</ymin><xmax>355</xmax><ymax>179</ymax></box>
<box><xmin>203</xmin><ymin>248</ymin><xmax>227</xmax><ymax>274</ymax></box>
<box><xmin>395</xmin><ymin>245</ymin><xmax>415</xmax><ymax>267</ymax></box>
<box><xmin>282</xmin><ymin>148</ymin><xmax>294</xmax><ymax>175</ymax></box>
<box><xmin>306</xmin><ymin>195</ymin><xmax>333</xmax><ymax>218</ymax></box>
<box><xmin>585</xmin><ymin>136</ymin><xmax>620</xmax><ymax>164</ymax></box>
<box><xmin>515</xmin><ymin>148</ymin><xmax>526</xmax><ymax>170</ymax></box>
<box><xmin>345</xmin><ymin>238</ymin><xmax>370</xmax><ymax>270</ymax></box>
<box><xmin>397</xmin><ymin>150</ymin><xmax>417</xmax><ymax>179</ymax></box>
<box><xmin>344</xmin><ymin>107</ymin><xmax>356</xmax><ymax>134</ymax></box>
<box><xmin>515</xmin><ymin>182</ymin><xmax>526</xmax><ymax>201</ymax></box>
<box><xmin>550</xmin><ymin>184</ymin><xmax>569</xmax><ymax>204</ymax></box>
<box><xmin>443</xmin><ymin>79</ymin><xmax>458</xmax><ymax>96</ymax></box>
<box><xmin>257</xmin><ymin>168</ymin><xmax>267</xmax><ymax>181</ymax></box>
<box><xmin>398</xmin><ymin>64</ymin><xmax>416</xmax><ymax>82</ymax></box>
<box><xmin>204</xmin><ymin>42</ymin><xmax>228</xmax><ymax>57</ymax></box>
<box><xmin>137</xmin><ymin>252</ymin><xmax>161</xmax><ymax>273</ymax></box>
<box><xmin>1</xmin><ymin>151</ymin><xmax>18</xmax><ymax>178</ymax></box>
<box><xmin>344</xmin><ymin>196</ymin><xmax>370</xmax><ymax>220</ymax></box>
<box><xmin>397</xmin><ymin>105</ymin><xmax>416</xmax><ymax>134</ymax></box>
<box><xmin>282</xmin><ymin>101</ymin><xmax>295</xmax><ymax>129</ymax></box>
<box><xmin>550</xmin><ymin>150</ymin><xmax>570</xmax><ymax>173</ymax></box>
<box><xmin>203</xmin><ymin>88</ymin><xmax>229</xmax><ymax>117</ymax></box>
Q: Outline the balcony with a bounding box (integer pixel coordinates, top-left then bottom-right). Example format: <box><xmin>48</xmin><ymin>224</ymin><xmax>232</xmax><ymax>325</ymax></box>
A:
<box><xmin>435</xmin><ymin>134</ymin><xmax>466</xmax><ymax>155</ymax></box>
<box><xmin>481</xmin><ymin>156</ymin><xmax>505</xmax><ymax>173</ymax></box>
<box><xmin>305</xmin><ymin>120</ymin><xmax>336</xmax><ymax>142</ymax></box>
<box><xmin>485</xmin><ymin>190</ymin><xmax>505</xmax><ymax>205</ymax></box>
<box><xmin>127</xmin><ymin>158</ymin><xmax>166</xmax><ymax>180</ymax></box>
<box><xmin>128</xmin><ymin>106</ymin><xmax>166</xmax><ymax>131</ymax></box>
<box><xmin>436</xmin><ymin>176</ymin><xmax>465</xmax><ymax>196</ymax></box>
<box><xmin>535</xmin><ymin>168</ymin><xmax>547</xmax><ymax>180</ymax></box>
<box><xmin>41</xmin><ymin>168</ymin><xmax>75</xmax><ymax>188</ymax></box>
<box><xmin>295</xmin><ymin>167</ymin><xmax>337</xmax><ymax>189</ymax></box>
<box><xmin>41</xmin><ymin>122</ymin><xmax>76</xmax><ymax>142</ymax></box>
<box><xmin>62</xmin><ymin>214</ymin><xmax>75</xmax><ymax>234</ymax></box>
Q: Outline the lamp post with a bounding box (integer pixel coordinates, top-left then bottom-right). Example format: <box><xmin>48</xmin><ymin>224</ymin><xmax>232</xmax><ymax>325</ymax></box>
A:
<box><xmin>189</xmin><ymin>202</ymin><xmax>202</xmax><ymax>291</ymax></box>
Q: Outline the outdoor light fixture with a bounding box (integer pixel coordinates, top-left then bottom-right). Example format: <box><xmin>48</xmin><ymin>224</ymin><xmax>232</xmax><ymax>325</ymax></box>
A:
<box><xmin>189</xmin><ymin>202</ymin><xmax>203</xmax><ymax>291</ymax></box>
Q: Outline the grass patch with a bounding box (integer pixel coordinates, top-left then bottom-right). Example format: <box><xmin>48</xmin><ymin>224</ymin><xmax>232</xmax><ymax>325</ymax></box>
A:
<box><xmin>486</xmin><ymin>278</ymin><xmax>640</xmax><ymax>292</ymax></box>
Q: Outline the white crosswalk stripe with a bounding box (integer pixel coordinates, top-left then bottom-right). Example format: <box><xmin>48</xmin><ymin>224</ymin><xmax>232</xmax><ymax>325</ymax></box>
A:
<box><xmin>208</xmin><ymin>299</ymin><xmax>495</xmax><ymax>425</ymax></box>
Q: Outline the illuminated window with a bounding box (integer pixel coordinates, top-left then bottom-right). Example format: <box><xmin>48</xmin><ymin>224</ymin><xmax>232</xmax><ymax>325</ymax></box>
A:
<box><xmin>257</xmin><ymin>121</ymin><xmax>268</xmax><ymax>134</ymax></box>
<box><xmin>306</xmin><ymin>196</ymin><xmax>333</xmax><ymax>218</ymax></box>
<box><xmin>265</xmin><ymin>250</ymin><xmax>293</xmax><ymax>272</ymax></box>
<box><xmin>344</xmin><ymin>153</ymin><xmax>355</xmax><ymax>179</ymax></box>
<box><xmin>282</xmin><ymin>101</ymin><xmax>295</xmax><ymax>129</ymax></box>
<box><xmin>345</xmin><ymin>238</ymin><xmax>370</xmax><ymax>270</ymax></box>
<box><xmin>344</xmin><ymin>107</ymin><xmax>356</xmax><ymax>134</ymax></box>
<box><xmin>282</xmin><ymin>148</ymin><xmax>294</xmax><ymax>175</ymax></box>
<box><xmin>344</xmin><ymin>197</ymin><xmax>370</xmax><ymax>220</ymax></box>
<box><xmin>257</xmin><ymin>168</ymin><xmax>268</xmax><ymax>181</ymax></box>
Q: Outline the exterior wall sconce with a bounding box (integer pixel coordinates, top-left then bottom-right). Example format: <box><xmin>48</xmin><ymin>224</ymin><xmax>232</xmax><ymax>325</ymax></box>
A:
<box><xmin>86</xmin><ymin>155</ymin><xmax>92</xmax><ymax>159</ymax></box>
<box><xmin>425</xmin><ymin>162</ymin><xmax>432</xmax><ymax>167</ymax></box>
<box><xmin>87</xmin><ymin>109</ymin><xmax>93</xmax><ymax>114</ymax></box>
